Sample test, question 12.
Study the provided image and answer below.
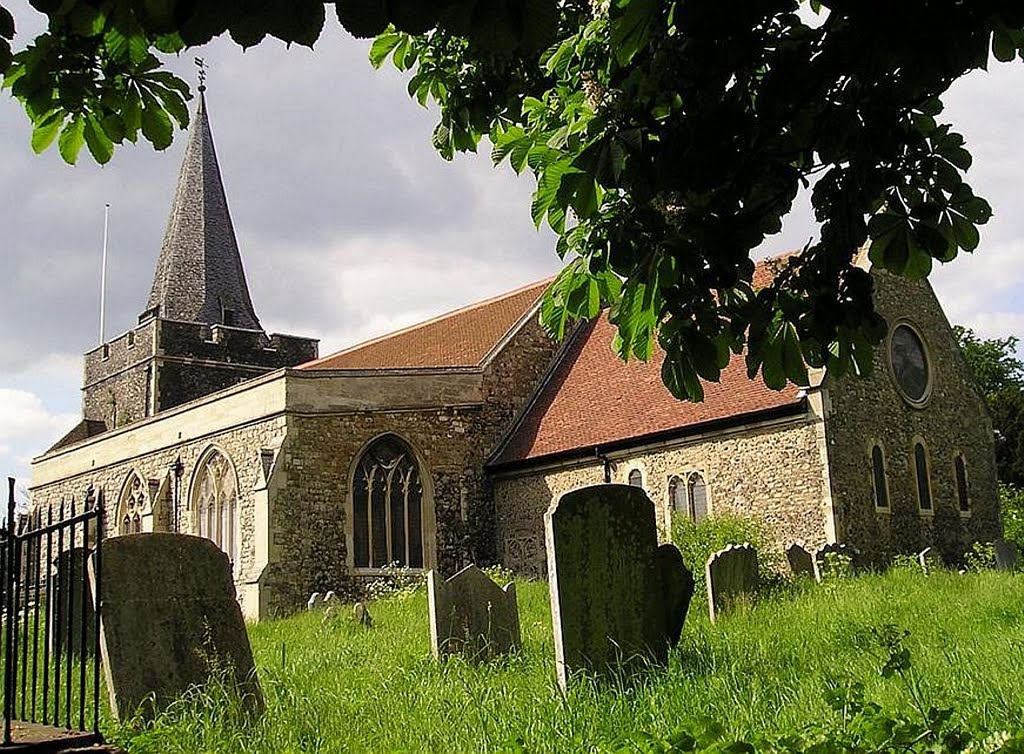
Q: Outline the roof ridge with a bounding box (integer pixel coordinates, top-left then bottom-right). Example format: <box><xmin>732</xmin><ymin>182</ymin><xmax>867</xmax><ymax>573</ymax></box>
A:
<box><xmin>302</xmin><ymin>276</ymin><xmax>553</xmax><ymax>369</ymax></box>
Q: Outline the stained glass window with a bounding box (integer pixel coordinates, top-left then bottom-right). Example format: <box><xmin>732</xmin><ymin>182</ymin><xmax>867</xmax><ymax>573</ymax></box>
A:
<box><xmin>352</xmin><ymin>436</ymin><xmax>424</xmax><ymax>569</ymax></box>
<box><xmin>194</xmin><ymin>449</ymin><xmax>239</xmax><ymax>563</ymax></box>
<box><xmin>118</xmin><ymin>473</ymin><xmax>146</xmax><ymax>535</ymax></box>
<box><xmin>890</xmin><ymin>325</ymin><xmax>930</xmax><ymax>403</ymax></box>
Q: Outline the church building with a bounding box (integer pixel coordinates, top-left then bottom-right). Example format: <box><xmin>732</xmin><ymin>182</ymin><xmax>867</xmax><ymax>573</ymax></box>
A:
<box><xmin>29</xmin><ymin>94</ymin><xmax>1001</xmax><ymax>619</ymax></box>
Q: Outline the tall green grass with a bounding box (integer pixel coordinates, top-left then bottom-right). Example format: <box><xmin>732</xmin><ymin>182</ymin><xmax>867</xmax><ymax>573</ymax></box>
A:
<box><xmin>108</xmin><ymin>569</ymin><xmax>1024</xmax><ymax>753</ymax></box>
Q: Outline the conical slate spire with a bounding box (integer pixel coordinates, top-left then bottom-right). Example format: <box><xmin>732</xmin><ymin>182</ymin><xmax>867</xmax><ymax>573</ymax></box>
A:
<box><xmin>144</xmin><ymin>91</ymin><xmax>261</xmax><ymax>330</ymax></box>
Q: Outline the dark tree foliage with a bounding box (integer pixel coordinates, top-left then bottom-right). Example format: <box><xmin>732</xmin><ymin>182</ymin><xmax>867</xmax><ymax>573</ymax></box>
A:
<box><xmin>2</xmin><ymin>0</ymin><xmax>1023</xmax><ymax>400</ymax></box>
<box><xmin>956</xmin><ymin>326</ymin><xmax>1024</xmax><ymax>485</ymax></box>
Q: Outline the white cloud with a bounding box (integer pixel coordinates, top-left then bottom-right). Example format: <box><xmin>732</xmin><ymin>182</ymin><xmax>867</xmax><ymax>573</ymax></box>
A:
<box><xmin>931</xmin><ymin>239</ymin><xmax>1024</xmax><ymax>342</ymax></box>
<box><xmin>0</xmin><ymin>389</ymin><xmax>78</xmax><ymax>489</ymax></box>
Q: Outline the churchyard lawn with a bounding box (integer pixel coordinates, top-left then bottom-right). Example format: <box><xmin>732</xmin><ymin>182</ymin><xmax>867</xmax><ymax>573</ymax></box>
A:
<box><xmin>109</xmin><ymin>568</ymin><xmax>1024</xmax><ymax>753</ymax></box>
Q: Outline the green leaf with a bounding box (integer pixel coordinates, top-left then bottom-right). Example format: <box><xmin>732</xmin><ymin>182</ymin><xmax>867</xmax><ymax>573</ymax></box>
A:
<box><xmin>30</xmin><ymin>110</ymin><xmax>64</xmax><ymax>154</ymax></box>
<box><xmin>993</xmin><ymin>26</ymin><xmax>1017</xmax><ymax>63</ymax></box>
<box><xmin>611</xmin><ymin>0</ymin><xmax>657</xmax><ymax>67</ymax></box>
<box><xmin>57</xmin><ymin>114</ymin><xmax>85</xmax><ymax>164</ymax></box>
<box><xmin>782</xmin><ymin>323</ymin><xmax>808</xmax><ymax>386</ymax></box>
<box><xmin>952</xmin><ymin>214</ymin><xmax>980</xmax><ymax>252</ymax></box>
<box><xmin>140</xmin><ymin>90</ymin><xmax>173</xmax><ymax>149</ymax></box>
<box><xmin>83</xmin><ymin>114</ymin><xmax>114</xmax><ymax>164</ymax></box>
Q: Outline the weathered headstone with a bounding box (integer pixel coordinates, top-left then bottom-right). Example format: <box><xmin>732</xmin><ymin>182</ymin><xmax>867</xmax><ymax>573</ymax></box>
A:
<box><xmin>353</xmin><ymin>602</ymin><xmax>373</xmax><ymax>627</ymax></box>
<box><xmin>994</xmin><ymin>538</ymin><xmax>1019</xmax><ymax>572</ymax></box>
<box><xmin>50</xmin><ymin>547</ymin><xmax>95</xmax><ymax>658</ymax></box>
<box><xmin>785</xmin><ymin>542</ymin><xmax>815</xmax><ymax>579</ymax></box>
<box><xmin>705</xmin><ymin>544</ymin><xmax>759</xmax><ymax>622</ymax></box>
<box><xmin>918</xmin><ymin>547</ymin><xmax>942</xmax><ymax>575</ymax></box>
<box><xmin>427</xmin><ymin>565</ymin><xmax>521</xmax><ymax>661</ymax></box>
<box><xmin>814</xmin><ymin>543</ymin><xmax>859</xmax><ymax>581</ymax></box>
<box><xmin>90</xmin><ymin>534</ymin><xmax>262</xmax><ymax>721</ymax></box>
<box><xmin>323</xmin><ymin>590</ymin><xmax>336</xmax><ymax>604</ymax></box>
<box><xmin>545</xmin><ymin>484</ymin><xmax>694</xmax><ymax>690</ymax></box>
<box><xmin>306</xmin><ymin>592</ymin><xmax>322</xmax><ymax>611</ymax></box>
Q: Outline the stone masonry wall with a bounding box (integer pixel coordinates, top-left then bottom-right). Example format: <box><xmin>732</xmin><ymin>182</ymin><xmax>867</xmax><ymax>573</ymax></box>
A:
<box><xmin>493</xmin><ymin>417</ymin><xmax>828</xmax><ymax>576</ymax></box>
<box><xmin>267</xmin><ymin>408</ymin><xmax>485</xmax><ymax>612</ymax></box>
<box><xmin>82</xmin><ymin>321</ymin><xmax>157</xmax><ymax>427</ymax></box>
<box><xmin>30</xmin><ymin>415</ymin><xmax>288</xmax><ymax>606</ymax></box>
<box><xmin>825</xmin><ymin>270</ymin><xmax>1000</xmax><ymax>565</ymax></box>
<box><xmin>472</xmin><ymin>313</ymin><xmax>562</xmax><ymax>563</ymax></box>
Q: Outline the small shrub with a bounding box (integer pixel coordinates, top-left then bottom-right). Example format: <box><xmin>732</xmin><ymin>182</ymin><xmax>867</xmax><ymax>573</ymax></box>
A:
<box><xmin>670</xmin><ymin>513</ymin><xmax>785</xmax><ymax>598</ymax></box>
<box><xmin>964</xmin><ymin>541</ymin><xmax>996</xmax><ymax>572</ymax></box>
<box><xmin>1000</xmin><ymin>483</ymin><xmax>1024</xmax><ymax>548</ymax></box>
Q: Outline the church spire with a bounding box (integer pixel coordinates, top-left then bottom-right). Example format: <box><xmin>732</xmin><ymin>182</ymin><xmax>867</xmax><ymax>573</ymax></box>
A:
<box><xmin>143</xmin><ymin>80</ymin><xmax>261</xmax><ymax>330</ymax></box>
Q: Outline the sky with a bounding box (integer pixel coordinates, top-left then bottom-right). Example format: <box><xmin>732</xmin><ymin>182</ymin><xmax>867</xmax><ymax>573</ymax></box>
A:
<box><xmin>1</xmin><ymin>4</ymin><xmax>1023</xmax><ymax>494</ymax></box>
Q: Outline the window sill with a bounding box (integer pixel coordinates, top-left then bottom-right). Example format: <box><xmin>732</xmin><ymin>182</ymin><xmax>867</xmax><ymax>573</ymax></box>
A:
<box><xmin>874</xmin><ymin>507</ymin><xmax>892</xmax><ymax>515</ymax></box>
<box><xmin>960</xmin><ymin>509</ymin><xmax>973</xmax><ymax>519</ymax></box>
<box><xmin>918</xmin><ymin>508</ymin><xmax>935</xmax><ymax>517</ymax></box>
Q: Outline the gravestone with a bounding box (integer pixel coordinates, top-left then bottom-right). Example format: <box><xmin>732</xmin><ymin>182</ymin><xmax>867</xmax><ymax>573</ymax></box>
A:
<box><xmin>705</xmin><ymin>544</ymin><xmax>759</xmax><ymax>622</ymax></box>
<box><xmin>90</xmin><ymin>534</ymin><xmax>262</xmax><ymax>721</ymax></box>
<box><xmin>50</xmin><ymin>547</ymin><xmax>95</xmax><ymax>658</ymax></box>
<box><xmin>918</xmin><ymin>547</ymin><xmax>942</xmax><ymax>575</ymax></box>
<box><xmin>814</xmin><ymin>543</ymin><xmax>859</xmax><ymax>581</ymax></box>
<box><xmin>353</xmin><ymin>602</ymin><xmax>373</xmax><ymax>627</ymax></box>
<box><xmin>306</xmin><ymin>592</ymin><xmax>322</xmax><ymax>610</ymax></box>
<box><xmin>545</xmin><ymin>484</ymin><xmax>694</xmax><ymax>690</ymax></box>
<box><xmin>994</xmin><ymin>538</ymin><xmax>1019</xmax><ymax>571</ymax></box>
<box><xmin>323</xmin><ymin>591</ymin><xmax>336</xmax><ymax>604</ymax></box>
<box><xmin>427</xmin><ymin>565</ymin><xmax>521</xmax><ymax>661</ymax></box>
<box><xmin>785</xmin><ymin>542</ymin><xmax>815</xmax><ymax>579</ymax></box>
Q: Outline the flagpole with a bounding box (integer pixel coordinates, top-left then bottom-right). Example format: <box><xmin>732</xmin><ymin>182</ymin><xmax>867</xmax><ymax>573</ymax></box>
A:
<box><xmin>99</xmin><ymin>203</ymin><xmax>110</xmax><ymax>344</ymax></box>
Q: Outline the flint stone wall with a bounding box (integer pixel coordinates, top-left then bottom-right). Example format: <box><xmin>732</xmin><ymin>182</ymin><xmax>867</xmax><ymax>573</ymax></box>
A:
<box><xmin>824</xmin><ymin>270</ymin><xmax>1001</xmax><ymax>565</ymax></box>
<box><xmin>494</xmin><ymin>418</ymin><xmax>828</xmax><ymax>577</ymax></box>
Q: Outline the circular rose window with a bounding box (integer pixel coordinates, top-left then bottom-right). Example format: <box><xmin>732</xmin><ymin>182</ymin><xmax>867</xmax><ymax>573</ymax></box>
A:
<box><xmin>889</xmin><ymin>324</ymin><xmax>930</xmax><ymax>404</ymax></box>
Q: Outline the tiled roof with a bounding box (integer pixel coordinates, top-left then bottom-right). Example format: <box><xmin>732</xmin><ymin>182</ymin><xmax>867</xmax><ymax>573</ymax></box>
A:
<box><xmin>145</xmin><ymin>93</ymin><xmax>261</xmax><ymax>330</ymax></box>
<box><xmin>46</xmin><ymin>419</ymin><xmax>107</xmax><ymax>453</ymax></box>
<box><xmin>301</xmin><ymin>279</ymin><xmax>552</xmax><ymax>370</ymax></box>
<box><xmin>490</xmin><ymin>253</ymin><xmax>806</xmax><ymax>467</ymax></box>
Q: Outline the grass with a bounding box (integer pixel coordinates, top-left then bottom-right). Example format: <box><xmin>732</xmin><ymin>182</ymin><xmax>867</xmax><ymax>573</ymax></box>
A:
<box><xmin>108</xmin><ymin>568</ymin><xmax>1024</xmax><ymax>753</ymax></box>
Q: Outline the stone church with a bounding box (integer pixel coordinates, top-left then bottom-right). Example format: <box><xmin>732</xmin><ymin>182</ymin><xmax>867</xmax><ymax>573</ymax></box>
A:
<box><xmin>30</xmin><ymin>94</ymin><xmax>1000</xmax><ymax>619</ymax></box>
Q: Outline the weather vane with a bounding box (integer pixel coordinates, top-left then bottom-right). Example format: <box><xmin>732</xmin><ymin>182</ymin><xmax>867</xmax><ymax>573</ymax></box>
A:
<box><xmin>195</xmin><ymin>57</ymin><xmax>207</xmax><ymax>92</ymax></box>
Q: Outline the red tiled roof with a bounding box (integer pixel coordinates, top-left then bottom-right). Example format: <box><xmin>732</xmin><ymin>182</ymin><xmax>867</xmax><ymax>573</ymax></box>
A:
<box><xmin>300</xmin><ymin>279</ymin><xmax>551</xmax><ymax>370</ymax></box>
<box><xmin>490</xmin><ymin>253</ymin><xmax>806</xmax><ymax>466</ymax></box>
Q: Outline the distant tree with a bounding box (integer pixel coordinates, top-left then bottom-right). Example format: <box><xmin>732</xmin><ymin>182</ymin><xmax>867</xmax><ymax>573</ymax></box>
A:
<box><xmin>956</xmin><ymin>326</ymin><xmax>1024</xmax><ymax>486</ymax></box>
<box><xmin>3</xmin><ymin>1</ymin><xmax>1023</xmax><ymax>400</ymax></box>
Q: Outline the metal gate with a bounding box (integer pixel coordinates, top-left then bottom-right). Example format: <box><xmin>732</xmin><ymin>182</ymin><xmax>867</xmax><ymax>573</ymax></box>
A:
<box><xmin>1</xmin><ymin>477</ymin><xmax>104</xmax><ymax>747</ymax></box>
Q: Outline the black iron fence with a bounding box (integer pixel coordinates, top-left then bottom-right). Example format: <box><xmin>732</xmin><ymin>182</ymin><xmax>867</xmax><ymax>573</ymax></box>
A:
<box><xmin>0</xmin><ymin>478</ymin><xmax>104</xmax><ymax>746</ymax></box>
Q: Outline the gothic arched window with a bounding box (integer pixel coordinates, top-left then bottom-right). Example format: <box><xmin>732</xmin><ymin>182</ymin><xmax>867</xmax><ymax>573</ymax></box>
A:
<box><xmin>913</xmin><ymin>441</ymin><xmax>932</xmax><ymax>512</ymax></box>
<box><xmin>668</xmin><ymin>472</ymin><xmax>709</xmax><ymax>524</ymax></box>
<box><xmin>193</xmin><ymin>449</ymin><xmax>238</xmax><ymax>563</ymax></box>
<box><xmin>954</xmin><ymin>455</ymin><xmax>970</xmax><ymax>512</ymax></box>
<box><xmin>118</xmin><ymin>472</ymin><xmax>147</xmax><ymax>535</ymax></box>
<box><xmin>352</xmin><ymin>435</ymin><xmax>424</xmax><ymax>569</ymax></box>
<box><xmin>871</xmin><ymin>444</ymin><xmax>889</xmax><ymax>509</ymax></box>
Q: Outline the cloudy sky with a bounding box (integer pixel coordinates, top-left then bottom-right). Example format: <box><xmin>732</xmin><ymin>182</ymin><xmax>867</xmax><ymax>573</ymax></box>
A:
<box><xmin>1</xmin><ymin>4</ymin><xmax>1022</xmax><ymax>493</ymax></box>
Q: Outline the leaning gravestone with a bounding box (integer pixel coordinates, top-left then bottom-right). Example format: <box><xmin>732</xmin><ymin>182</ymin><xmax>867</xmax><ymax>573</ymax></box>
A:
<box><xmin>306</xmin><ymin>592</ymin><xmax>322</xmax><ymax>611</ymax></box>
<box><xmin>994</xmin><ymin>538</ymin><xmax>1019</xmax><ymax>572</ymax></box>
<box><xmin>706</xmin><ymin>544</ymin><xmax>759</xmax><ymax>622</ymax></box>
<box><xmin>814</xmin><ymin>543</ymin><xmax>859</xmax><ymax>581</ymax></box>
<box><xmin>50</xmin><ymin>547</ymin><xmax>95</xmax><ymax>658</ymax></box>
<box><xmin>918</xmin><ymin>547</ymin><xmax>942</xmax><ymax>575</ymax></box>
<box><xmin>90</xmin><ymin>534</ymin><xmax>262</xmax><ymax>721</ymax></box>
<box><xmin>545</xmin><ymin>484</ymin><xmax>694</xmax><ymax>690</ymax></box>
<box><xmin>428</xmin><ymin>565</ymin><xmax>521</xmax><ymax>661</ymax></box>
<box><xmin>785</xmin><ymin>542</ymin><xmax>816</xmax><ymax>579</ymax></box>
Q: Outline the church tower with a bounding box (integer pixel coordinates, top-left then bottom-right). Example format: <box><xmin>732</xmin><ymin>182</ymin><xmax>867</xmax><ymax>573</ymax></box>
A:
<box><xmin>78</xmin><ymin>88</ymin><xmax>318</xmax><ymax>434</ymax></box>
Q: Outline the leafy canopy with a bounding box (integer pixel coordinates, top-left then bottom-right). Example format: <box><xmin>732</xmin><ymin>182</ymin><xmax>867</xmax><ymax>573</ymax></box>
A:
<box><xmin>956</xmin><ymin>326</ymin><xmax>1024</xmax><ymax>486</ymax></box>
<box><xmin>3</xmin><ymin>0</ymin><xmax>1022</xmax><ymax>400</ymax></box>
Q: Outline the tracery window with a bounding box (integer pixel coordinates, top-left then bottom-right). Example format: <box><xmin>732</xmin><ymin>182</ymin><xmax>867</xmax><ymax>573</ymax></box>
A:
<box><xmin>193</xmin><ymin>449</ymin><xmax>238</xmax><ymax>563</ymax></box>
<box><xmin>668</xmin><ymin>472</ymin><xmax>709</xmax><ymax>524</ymax></box>
<box><xmin>871</xmin><ymin>445</ymin><xmax>889</xmax><ymax>509</ymax></box>
<box><xmin>352</xmin><ymin>436</ymin><xmax>424</xmax><ymax>569</ymax></box>
<box><xmin>913</xmin><ymin>441</ymin><xmax>932</xmax><ymax>512</ymax></box>
<box><xmin>118</xmin><ymin>473</ymin><xmax>146</xmax><ymax>535</ymax></box>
